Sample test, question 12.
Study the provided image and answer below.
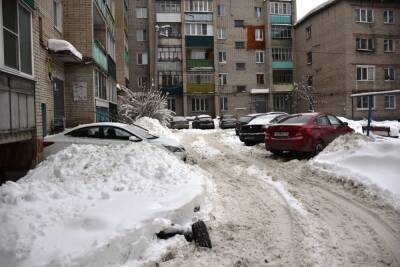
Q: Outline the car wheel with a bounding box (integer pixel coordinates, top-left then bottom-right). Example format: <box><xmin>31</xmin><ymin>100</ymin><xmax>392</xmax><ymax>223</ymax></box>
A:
<box><xmin>244</xmin><ymin>142</ymin><xmax>256</xmax><ymax>146</ymax></box>
<box><xmin>314</xmin><ymin>140</ymin><xmax>324</xmax><ymax>155</ymax></box>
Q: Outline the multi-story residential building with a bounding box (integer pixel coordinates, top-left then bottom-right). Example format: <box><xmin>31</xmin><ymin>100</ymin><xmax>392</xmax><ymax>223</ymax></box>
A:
<box><xmin>115</xmin><ymin>0</ymin><xmax>130</xmax><ymax>88</ymax></box>
<box><xmin>294</xmin><ymin>0</ymin><xmax>400</xmax><ymax>120</ymax></box>
<box><xmin>128</xmin><ymin>0</ymin><xmax>296</xmax><ymax>117</ymax></box>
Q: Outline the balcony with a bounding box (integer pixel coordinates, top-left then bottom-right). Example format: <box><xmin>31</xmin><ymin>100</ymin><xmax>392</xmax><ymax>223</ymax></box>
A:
<box><xmin>186</xmin><ymin>59</ymin><xmax>213</xmax><ymax>70</ymax></box>
<box><xmin>271</xmin><ymin>15</ymin><xmax>292</xmax><ymax>25</ymax></box>
<box><xmin>273</xmin><ymin>83</ymin><xmax>294</xmax><ymax>92</ymax></box>
<box><xmin>156</xmin><ymin>13</ymin><xmax>182</xmax><ymax>22</ymax></box>
<box><xmin>160</xmin><ymin>85</ymin><xmax>183</xmax><ymax>95</ymax></box>
<box><xmin>271</xmin><ymin>39</ymin><xmax>292</xmax><ymax>47</ymax></box>
<box><xmin>94</xmin><ymin>0</ymin><xmax>115</xmax><ymax>34</ymax></box>
<box><xmin>187</xmin><ymin>83</ymin><xmax>215</xmax><ymax>93</ymax></box>
<box><xmin>93</xmin><ymin>42</ymin><xmax>108</xmax><ymax>71</ymax></box>
<box><xmin>22</xmin><ymin>0</ymin><xmax>34</xmax><ymax>8</ymax></box>
<box><xmin>185</xmin><ymin>36</ymin><xmax>213</xmax><ymax>48</ymax></box>
<box><xmin>272</xmin><ymin>60</ymin><xmax>293</xmax><ymax>69</ymax></box>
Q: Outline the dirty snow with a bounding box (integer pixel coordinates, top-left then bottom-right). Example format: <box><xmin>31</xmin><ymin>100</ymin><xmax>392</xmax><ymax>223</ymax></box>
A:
<box><xmin>47</xmin><ymin>39</ymin><xmax>83</xmax><ymax>60</ymax></box>
<box><xmin>0</xmin><ymin>142</ymin><xmax>212</xmax><ymax>267</ymax></box>
<box><xmin>191</xmin><ymin>137</ymin><xmax>222</xmax><ymax>157</ymax></box>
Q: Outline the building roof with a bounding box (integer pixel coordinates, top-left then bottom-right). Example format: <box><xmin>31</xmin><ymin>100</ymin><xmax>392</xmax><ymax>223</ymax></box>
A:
<box><xmin>295</xmin><ymin>0</ymin><xmax>341</xmax><ymax>27</ymax></box>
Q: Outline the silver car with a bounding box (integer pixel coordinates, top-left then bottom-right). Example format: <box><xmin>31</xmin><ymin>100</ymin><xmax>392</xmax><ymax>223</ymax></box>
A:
<box><xmin>44</xmin><ymin>122</ymin><xmax>186</xmax><ymax>160</ymax></box>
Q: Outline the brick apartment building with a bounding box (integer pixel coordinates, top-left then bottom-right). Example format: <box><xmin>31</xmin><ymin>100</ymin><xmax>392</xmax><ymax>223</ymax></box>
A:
<box><xmin>128</xmin><ymin>0</ymin><xmax>296</xmax><ymax>117</ymax></box>
<box><xmin>294</xmin><ymin>0</ymin><xmax>400</xmax><ymax>120</ymax></box>
<box><xmin>0</xmin><ymin>0</ymin><xmax>127</xmax><ymax>180</ymax></box>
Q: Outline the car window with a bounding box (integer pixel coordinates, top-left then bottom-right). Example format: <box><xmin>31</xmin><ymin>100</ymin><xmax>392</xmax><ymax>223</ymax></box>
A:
<box><xmin>200</xmin><ymin>117</ymin><xmax>211</xmax><ymax>121</ymax></box>
<box><xmin>327</xmin><ymin>115</ymin><xmax>341</xmax><ymax>125</ymax></box>
<box><xmin>279</xmin><ymin>115</ymin><xmax>314</xmax><ymax>124</ymax></box>
<box><xmin>126</xmin><ymin>125</ymin><xmax>158</xmax><ymax>139</ymax></box>
<box><xmin>316</xmin><ymin>116</ymin><xmax>331</xmax><ymax>126</ymax></box>
<box><xmin>67</xmin><ymin>127</ymin><xmax>100</xmax><ymax>138</ymax></box>
<box><xmin>270</xmin><ymin>115</ymin><xmax>287</xmax><ymax>123</ymax></box>
<box><xmin>103</xmin><ymin>127</ymin><xmax>132</xmax><ymax>140</ymax></box>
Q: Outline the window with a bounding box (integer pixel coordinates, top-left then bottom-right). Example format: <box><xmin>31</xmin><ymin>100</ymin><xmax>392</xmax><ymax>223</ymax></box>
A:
<box><xmin>95</xmin><ymin>70</ymin><xmax>107</xmax><ymax>99</ymax></box>
<box><xmin>235</xmin><ymin>41</ymin><xmax>245</xmax><ymax>49</ymax></box>
<box><xmin>217</xmin><ymin>4</ymin><xmax>225</xmax><ymax>16</ymax></box>
<box><xmin>187</xmin><ymin>72</ymin><xmax>213</xmax><ymax>84</ymax></box>
<box><xmin>356</xmin><ymin>38</ymin><xmax>375</xmax><ymax>51</ymax></box>
<box><xmin>357</xmin><ymin>65</ymin><xmax>375</xmax><ymax>81</ymax></box>
<box><xmin>357</xmin><ymin>95</ymin><xmax>375</xmax><ymax>110</ymax></box>
<box><xmin>68</xmin><ymin>127</ymin><xmax>101</xmax><ymax>138</ymax></box>
<box><xmin>158</xmin><ymin>47</ymin><xmax>182</xmax><ymax>61</ymax></box>
<box><xmin>355</xmin><ymin>8</ymin><xmax>374</xmax><ymax>23</ymax></box>
<box><xmin>1</xmin><ymin>1</ymin><xmax>33</xmax><ymax>75</ymax></box>
<box><xmin>270</xmin><ymin>2</ymin><xmax>291</xmax><ymax>15</ymax></box>
<box><xmin>384</xmin><ymin>95</ymin><xmax>396</xmax><ymax>109</ymax></box>
<box><xmin>274</xmin><ymin>95</ymin><xmax>288</xmax><ymax>111</ymax></box>
<box><xmin>236</xmin><ymin>63</ymin><xmax>246</xmax><ymax>70</ymax></box>
<box><xmin>306</xmin><ymin>26</ymin><xmax>311</xmax><ymax>40</ymax></box>
<box><xmin>256</xmin><ymin>73</ymin><xmax>264</xmax><ymax>85</ymax></box>
<box><xmin>220</xmin><ymin>97</ymin><xmax>228</xmax><ymax>111</ymax></box>
<box><xmin>184</xmin><ymin>0</ymin><xmax>213</xmax><ymax>12</ymax></box>
<box><xmin>256</xmin><ymin>51</ymin><xmax>264</xmax><ymax>63</ymax></box>
<box><xmin>306</xmin><ymin>52</ymin><xmax>312</xmax><ymax>65</ymax></box>
<box><xmin>316</xmin><ymin>116</ymin><xmax>330</xmax><ymax>126</ymax></box>
<box><xmin>136</xmin><ymin>8</ymin><xmax>147</xmax><ymax>18</ymax></box>
<box><xmin>107</xmin><ymin>32</ymin><xmax>115</xmax><ymax>60</ymax></box>
<box><xmin>103</xmin><ymin>127</ymin><xmax>132</xmax><ymax>140</ymax></box>
<box><xmin>219</xmin><ymin>73</ymin><xmax>227</xmax><ymax>85</ymax></box>
<box><xmin>218</xmin><ymin>51</ymin><xmax>226</xmax><ymax>63</ymax></box>
<box><xmin>255</xmin><ymin>7</ymin><xmax>262</xmax><ymax>18</ymax></box>
<box><xmin>307</xmin><ymin>75</ymin><xmax>313</xmax><ymax>86</ymax></box>
<box><xmin>273</xmin><ymin>70</ymin><xmax>293</xmax><ymax>84</ymax></box>
<box><xmin>138</xmin><ymin>76</ymin><xmax>148</xmax><ymax>88</ymax></box>
<box><xmin>167</xmin><ymin>98</ymin><xmax>176</xmax><ymax>111</ymax></box>
<box><xmin>237</xmin><ymin>85</ymin><xmax>246</xmax><ymax>93</ymax></box>
<box><xmin>156</xmin><ymin>1</ymin><xmax>181</xmax><ymax>13</ymax></box>
<box><xmin>272</xmin><ymin>48</ymin><xmax>292</xmax><ymax>61</ymax></box>
<box><xmin>217</xmin><ymin>28</ymin><xmax>226</xmax><ymax>39</ymax></box>
<box><xmin>271</xmin><ymin>26</ymin><xmax>291</xmax><ymax>39</ymax></box>
<box><xmin>53</xmin><ymin>0</ymin><xmax>63</xmax><ymax>31</ymax></box>
<box><xmin>384</xmin><ymin>39</ymin><xmax>394</xmax><ymax>52</ymax></box>
<box><xmin>137</xmin><ymin>52</ymin><xmax>148</xmax><ymax>65</ymax></box>
<box><xmin>385</xmin><ymin>67</ymin><xmax>395</xmax><ymax>81</ymax></box>
<box><xmin>255</xmin><ymin>28</ymin><xmax>264</xmax><ymax>41</ymax></box>
<box><xmin>327</xmin><ymin>115</ymin><xmax>342</xmax><ymax>125</ymax></box>
<box><xmin>384</xmin><ymin>10</ymin><xmax>394</xmax><ymax>24</ymax></box>
<box><xmin>158</xmin><ymin>71</ymin><xmax>182</xmax><ymax>87</ymax></box>
<box><xmin>234</xmin><ymin>20</ymin><xmax>244</xmax><ymax>28</ymax></box>
<box><xmin>136</xmin><ymin>30</ymin><xmax>147</xmax><ymax>41</ymax></box>
<box><xmin>185</xmin><ymin>23</ymin><xmax>210</xmax><ymax>36</ymax></box>
<box><xmin>192</xmin><ymin>98</ymin><xmax>209</xmax><ymax>112</ymax></box>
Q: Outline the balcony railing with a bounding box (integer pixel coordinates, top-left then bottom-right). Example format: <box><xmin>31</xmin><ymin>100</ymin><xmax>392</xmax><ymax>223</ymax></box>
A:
<box><xmin>273</xmin><ymin>83</ymin><xmax>294</xmax><ymax>92</ymax></box>
<box><xmin>187</xmin><ymin>83</ymin><xmax>215</xmax><ymax>93</ymax></box>
<box><xmin>93</xmin><ymin>42</ymin><xmax>108</xmax><ymax>71</ymax></box>
<box><xmin>271</xmin><ymin>15</ymin><xmax>292</xmax><ymax>25</ymax></box>
<box><xmin>160</xmin><ymin>85</ymin><xmax>183</xmax><ymax>95</ymax></box>
<box><xmin>22</xmin><ymin>0</ymin><xmax>34</xmax><ymax>8</ymax></box>
<box><xmin>185</xmin><ymin>36</ymin><xmax>214</xmax><ymax>47</ymax></box>
<box><xmin>272</xmin><ymin>60</ymin><xmax>293</xmax><ymax>69</ymax></box>
<box><xmin>186</xmin><ymin>59</ymin><xmax>214</xmax><ymax>70</ymax></box>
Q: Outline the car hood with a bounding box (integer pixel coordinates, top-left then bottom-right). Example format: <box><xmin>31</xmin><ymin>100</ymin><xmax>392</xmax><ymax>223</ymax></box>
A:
<box><xmin>147</xmin><ymin>136</ymin><xmax>183</xmax><ymax>149</ymax></box>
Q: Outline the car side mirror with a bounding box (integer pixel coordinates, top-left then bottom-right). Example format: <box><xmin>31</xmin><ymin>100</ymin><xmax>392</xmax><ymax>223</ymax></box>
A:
<box><xmin>129</xmin><ymin>136</ymin><xmax>142</xmax><ymax>142</ymax></box>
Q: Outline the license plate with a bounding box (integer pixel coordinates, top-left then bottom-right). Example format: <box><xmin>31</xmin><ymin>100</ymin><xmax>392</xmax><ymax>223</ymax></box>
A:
<box><xmin>274</xmin><ymin>132</ymin><xmax>289</xmax><ymax>137</ymax></box>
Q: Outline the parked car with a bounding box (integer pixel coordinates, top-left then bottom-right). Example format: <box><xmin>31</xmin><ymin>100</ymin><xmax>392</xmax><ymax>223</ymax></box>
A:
<box><xmin>169</xmin><ymin>116</ymin><xmax>189</xmax><ymax>129</ymax></box>
<box><xmin>265</xmin><ymin>113</ymin><xmax>353</xmax><ymax>155</ymax></box>
<box><xmin>235</xmin><ymin>113</ymin><xmax>267</xmax><ymax>135</ymax></box>
<box><xmin>192</xmin><ymin>115</ymin><xmax>215</xmax><ymax>129</ymax></box>
<box><xmin>44</xmin><ymin>122</ymin><xmax>187</xmax><ymax>160</ymax></box>
<box><xmin>239</xmin><ymin>112</ymin><xmax>287</xmax><ymax>145</ymax></box>
<box><xmin>219</xmin><ymin>114</ymin><xmax>237</xmax><ymax>129</ymax></box>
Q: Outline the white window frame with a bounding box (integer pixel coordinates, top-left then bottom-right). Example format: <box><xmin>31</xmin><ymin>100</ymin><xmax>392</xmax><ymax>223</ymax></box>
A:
<box><xmin>137</xmin><ymin>52</ymin><xmax>148</xmax><ymax>65</ymax></box>
<box><xmin>53</xmin><ymin>0</ymin><xmax>63</xmax><ymax>32</ymax></box>
<box><xmin>356</xmin><ymin>37</ymin><xmax>375</xmax><ymax>51</ymax></box>
<box><xmin>218</xmin><ymin>51</ymin><xmax>226</xmax><ymax>63</ymax></box>
<box><xmin>220</xmin><ymin>96</ymin><xmax>228</xmax><ymax>111</ymax></box>
<box><xmin>255</xmin><ymin>28</ymin><xmax>264</xmax><ymax>41</ymax></box>
<box><xmin>384</xmin><ymin>39</ymin><xmax>395</xmax><ymax>52</ymax></box>
<box><xmin>218</xmin><ymin>73</ymin><xmax>227</xmax><ymax>85</ymax></box>
<box><xmin>355</xmin><ymin>8</ymin><xmax>374</xmax><ymax>23</ymax></box>
<box><xmin>384</xmin><ymin>67</ymin><xmax>395</xmax><ymax>81</ymax></box>
<box><xmin>356</xmin><ymin>65</ymin><xmax>375</xmax><ymax>81</ymax></box>
<box><xmin>255</xmin><ymin>7</ymin><xmax>262</xmax><ymax>18</ymax></box>
<box><xmin>384</xmin><ymin>95</ymin><xmax>396</xmax><ymax>110</ymax></box>
<box><xmin>217</xmin><ymin>28</ymin><xmax>226</xmax><ymax>39</ymax></box>
<box><xmin>167</xmin><ymin>97</ymin><xmax>176</xmax><ymax>111</ymax></box>
<box><xmin>270</xmin><ymin>2</ymin><xmax>291</xmax><ymax>15</ymax></box>
<box><xmin>138</xmin><ymin>76</ymin><xmax>147</xmax><ymax>88</ymax></box>
<box><xmin>185</xmin><ymin>23</ymin><xmax>212</xmax><ymax>36</ymax></box>
<box><xmin>0</xmin><ymin>1</ymin><xmax>34</xmax><ymax>78</ymax></box>
<box><xmin>136</xmin><ymin>8</ymin><xmax>147</xmax><ymax>18</ymax></box>
<box><xmin>217</xmin><ymin>4</ymin><xmax>224</xmax><ymax>16</ymax></box>
<box><xmin>256</xmin><ymin>51</ymin><xmax>264</xmax><ymax>63</ymax></box>
<box><xmin>356</xmin><ymin>95</ymin><xmax>375</xmax><ymax>110</ymax></box>
<box><xmin>384</xmin><ymin>10</ymin><xmax>394</xmax><ymax>24</ymax></box>
<box><xmin>185</xmin><ymin>0</ymin><xmax>213</xmax><ymax>12</ymax></box>
<box><xmin>192</xmin><ymin>97</ymin><xmax>209</xmax><ymax>112</ymax></box>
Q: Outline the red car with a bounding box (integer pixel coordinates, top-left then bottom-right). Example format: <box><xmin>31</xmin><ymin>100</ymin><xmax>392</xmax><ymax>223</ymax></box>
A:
<box><xmin>265</xmin><ymin>113</ymin><xmax>353</xmax><ymax>155</ymax></box>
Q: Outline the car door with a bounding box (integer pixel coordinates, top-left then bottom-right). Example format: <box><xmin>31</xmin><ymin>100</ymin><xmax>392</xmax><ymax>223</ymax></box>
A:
<box><xmin>315</xmin><ymin>115</ymin><xmax>334</xmax><ymax>144</ymax></box>
<box><xmin>327</xmin><ymin>115</ymin><xmax>346</xmax><ymax>139</ymax></box>
<box><xmin>66</xmin><ymin>126</ymin><xmax>102</xmax><ymax>145</ymax></box>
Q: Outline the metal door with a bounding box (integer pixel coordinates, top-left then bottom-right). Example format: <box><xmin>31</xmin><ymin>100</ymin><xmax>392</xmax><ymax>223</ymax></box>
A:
<box><xmin>41</xmin><ymin>103</ymin><xmax>47</xmax><ymax>137</ymax></box>
<box><xmin>53</xmin><ymin>78</ymin><xmax>65</xmax><ymax>130</ymax></box>
<box><xmin>254</xmin><ymin>95</ymin><xmax>267</xmax><ymax>113</ymax></box>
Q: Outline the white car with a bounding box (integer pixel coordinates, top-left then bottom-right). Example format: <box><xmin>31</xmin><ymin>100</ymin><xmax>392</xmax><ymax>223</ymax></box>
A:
<box><xmin>44</xmin><ymin>122</ymin><xmax>187</xmax><ymax>160</ymax></box>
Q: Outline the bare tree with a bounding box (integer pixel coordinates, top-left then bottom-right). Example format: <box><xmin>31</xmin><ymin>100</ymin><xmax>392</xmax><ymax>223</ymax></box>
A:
<box><xmin>117</xmin><ymin>86</ymin><xmax>175</xmax><ymax>125</ymax></box>
<box><xmin>292</xmin><ymin>75</ymin><xmax>323</xmax><ymax>112</ymax></box>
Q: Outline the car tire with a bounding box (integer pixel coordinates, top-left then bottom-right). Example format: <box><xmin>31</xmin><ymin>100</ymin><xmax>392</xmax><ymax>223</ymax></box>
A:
<box><xmin>244</xmin><ymin>142</ymin><xmax>256</xmax><ymax>146</ymax></box>
<box><xmin>191</xmin><ymin>220</ymin><xmax>212</xmax><ymax>248</ymax></box>
<box><xmin>314</xmin><ymin>140</ymin><xmax>324</xmax><ymax>155</ymax></box>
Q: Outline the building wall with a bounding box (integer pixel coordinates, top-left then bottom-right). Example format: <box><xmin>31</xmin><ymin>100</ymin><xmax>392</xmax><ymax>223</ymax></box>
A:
<box><xmin>115</xmin><ymin>0</ymin><xmax>129</xmax><ymax>87</ymax></box>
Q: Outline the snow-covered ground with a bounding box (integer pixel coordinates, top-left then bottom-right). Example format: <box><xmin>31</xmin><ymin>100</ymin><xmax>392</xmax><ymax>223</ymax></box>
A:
<box><xmin>339</xmin><ymin>117</ymin><xmax>400</xmax><ymax>137</ymax></box>
<box><xmin>0</xmin><ymin>142</ymin><xmax>213</xmax><ymax>267</ymax></box>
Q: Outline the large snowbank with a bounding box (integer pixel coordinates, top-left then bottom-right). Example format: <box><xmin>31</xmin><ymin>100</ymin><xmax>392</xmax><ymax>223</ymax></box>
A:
<box><xmin>312</xmin><ymin>134</ymin><xmax>400</xmax><ymax>208</ymax></box>
<box><xmin>135</xmin><ymin>117</ymin><xmax>179</xmax><ymax>142</ymax></box>
<box><xmin>0</xmin><ymin>142</ymin><xmax>212</xmax><ymax>267</ymax></box>
<box><xmin>339</xmin><ymin>117</ymin><xmax>400</xmax><ymax>137</ymax></box>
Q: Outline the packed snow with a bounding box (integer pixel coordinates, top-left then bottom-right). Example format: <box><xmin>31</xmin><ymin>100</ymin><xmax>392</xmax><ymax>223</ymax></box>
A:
<box><xmin>312</xmin><ymin>133</ymin><xmax>400</xmax><ymax>208</ymax></box>
<box><xmin>135</xmin><ymin>117</ymin><xmax>179</xmax><ymax>142</ymax></box>
<box><xmin>0</xmin><ymin>142</ymin><xmax>213</xmax><ymax>267</ymax></box>
<box><xmin>339</xmin><ymin>117</ymin><xmax>400</xmax><ymax>137</ymax></box>
<box><xmin>191</xmin><ymin>137</ymin><xmax>222</xmax><ymax>158</ymax></box>
<box><xmin>47</xmin><ymin>39</ymin><xmax>83</xmax><ymax>60</ymax></box>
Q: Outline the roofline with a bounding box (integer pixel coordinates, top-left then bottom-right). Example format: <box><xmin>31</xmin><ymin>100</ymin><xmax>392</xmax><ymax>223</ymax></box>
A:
<box><xmin>295</xmin><ymin>0</ymin><xmax>341</xmax><ymax>27</ymax></box>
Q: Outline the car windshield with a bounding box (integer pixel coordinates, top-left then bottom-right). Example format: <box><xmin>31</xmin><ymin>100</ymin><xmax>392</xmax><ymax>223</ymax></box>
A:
<box><xmin>126</xmin><ymin>124</ymin><xmax>158</xmax><ymax>139</ymax></box>
<box><xmin>199</xmin><ymin>117</ymin><xmax>212</xmax><ymax>121</ymax></box>
<box><xmin>279</xmin><ymin>115</ymin><xmax>314</xmax><ymax>124</ymax></box>
<box><xmin>239</xmin><ymin>116</ymin><xmax>253</xmax><ymax>123</ymax></box>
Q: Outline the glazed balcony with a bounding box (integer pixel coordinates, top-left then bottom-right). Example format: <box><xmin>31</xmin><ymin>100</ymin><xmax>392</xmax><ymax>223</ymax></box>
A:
<box><xmin>272</xmin><ymin>60</ymin><xmax>293</xmax><ymax>69</ymax></box>
<box><xmin>271</xmin><ymin>15</ymin><xmax>292</xmax><ymax>25</ymax></box>
<box><xmin>93</xmin><ymin>42</ymin><xmax>108</xmax><ymax>71</ymax></box>
<box><xmin>186</xmin><ymin>83</ymin><xmax>215</xmax><ymax>93</ymax></box>
<box><xmin>186</xmin><ymin>59</ymin><xmax>214</xmax><ymax>70</ymax></box>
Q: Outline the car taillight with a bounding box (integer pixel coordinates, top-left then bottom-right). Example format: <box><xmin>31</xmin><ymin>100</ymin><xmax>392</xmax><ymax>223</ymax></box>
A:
<box><xmin>43</xmin><ymin>141</ymin><xmax>54</xmax><ymax>148</ymax></box>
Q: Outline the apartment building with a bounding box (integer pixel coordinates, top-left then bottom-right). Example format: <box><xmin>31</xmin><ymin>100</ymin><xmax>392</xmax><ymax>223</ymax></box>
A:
<box><xmin>0</xmin><ymin>0</ymin><xmax>125</xmax><ymax>180</ymax></box>
<box><xmin>128</xmin><ymin>0</ymin><xmax>296</xmax><ymax>117</ymax></box>
<box><xmin>294</xmin><ymin>0</ymin><xmax>400</xmax><ymax>120</ymax></box>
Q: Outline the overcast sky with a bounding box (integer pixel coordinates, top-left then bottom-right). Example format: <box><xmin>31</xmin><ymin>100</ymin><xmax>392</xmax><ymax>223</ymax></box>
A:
<box><xmin>297</xmin><ymin>0</ymin><xmax>330</xmax><ymax>21</ymax></box>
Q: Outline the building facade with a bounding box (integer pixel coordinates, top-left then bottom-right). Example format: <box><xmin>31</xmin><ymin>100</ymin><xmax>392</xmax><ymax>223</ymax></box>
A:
<box><xmin>294</xmin><ymin>0</ymin><xmax>400</xmax><ymax>120</ymax></box>
<box><xmin>128</xmin><ymin>0</ymin><xmax>296</xmax><ymax>117</ymax></box>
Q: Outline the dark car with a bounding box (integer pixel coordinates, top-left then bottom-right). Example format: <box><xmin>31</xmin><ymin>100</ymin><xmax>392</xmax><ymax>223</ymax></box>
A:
<box><xmin>192</xmin><ymin>115</ymin><xmax>215</xmax><ymax>129</ymax></box>
<box><xmin>239</xmin><ymin>112</ymin><xmax>287</xmax><ymax>146</ymax></box>
<box><xmin>265</xmin><ymin>113</ymin><xmax>353</xmax><ymax>155</ymax></box>
<box><xmin>235</xmin><ymin>113</ymin><xmax>267</xmax><ymax>135</ymax></box>
<box><xmin>169</xmin><ymin>116</ymin><xmax>189</xmax><ymax>129</ymax></box>
<box><xmin>219</xmin><ymin>115</ymin><xmax>237</xmax><ymax>129</ymax></box>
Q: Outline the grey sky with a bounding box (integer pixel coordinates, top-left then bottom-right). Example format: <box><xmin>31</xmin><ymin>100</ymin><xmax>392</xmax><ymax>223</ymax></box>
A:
<box><xmin>297</xmin><ymin>0</ymin><xmax>330</xmax><ymax>20</ymax></box>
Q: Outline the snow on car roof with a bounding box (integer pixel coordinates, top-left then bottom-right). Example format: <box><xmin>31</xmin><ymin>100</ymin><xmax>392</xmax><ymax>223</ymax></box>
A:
<box><xmin>197</xmin><ymin>115</ymin><xmax>212</xmax><ymax>118</ymax></box>
<box><xmin>172</xmin><ymin>116</ymin><xmax>187</xmax><ymax>121</ymax></box>
<box><xmin>248</xmin><ymin>114</ymin><xmax>283</xmax><ymax>125</ymax></box>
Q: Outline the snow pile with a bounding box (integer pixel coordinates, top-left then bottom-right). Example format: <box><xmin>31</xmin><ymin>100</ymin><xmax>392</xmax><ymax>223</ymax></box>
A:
<box><xmin>312</xmin><ymin>134</ymin><xmax>400</xmax><ymax>208</ymax></box>
<box><xmin>339</xmin><ymin>117</ymin><xmax>400</xmax><ymax>137</ymax></box>
<box><xmin>135</xmin><ymin>116</ymin><xmax>178</xmax><ymax>142</ymax></box>
<box><xmin>191</xmin><ymin>137</ymin><xmax>222</xmax><ymax>158</ymax></box>
<box><xmin>48</xmin><ymin>39</ymin><xmax>82</xmax><ymax>60</ymax></box>
<box><xmin>0</xmin><ymin>142</ymin><xmax>212</xmax><ymax>267</ymax></box>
